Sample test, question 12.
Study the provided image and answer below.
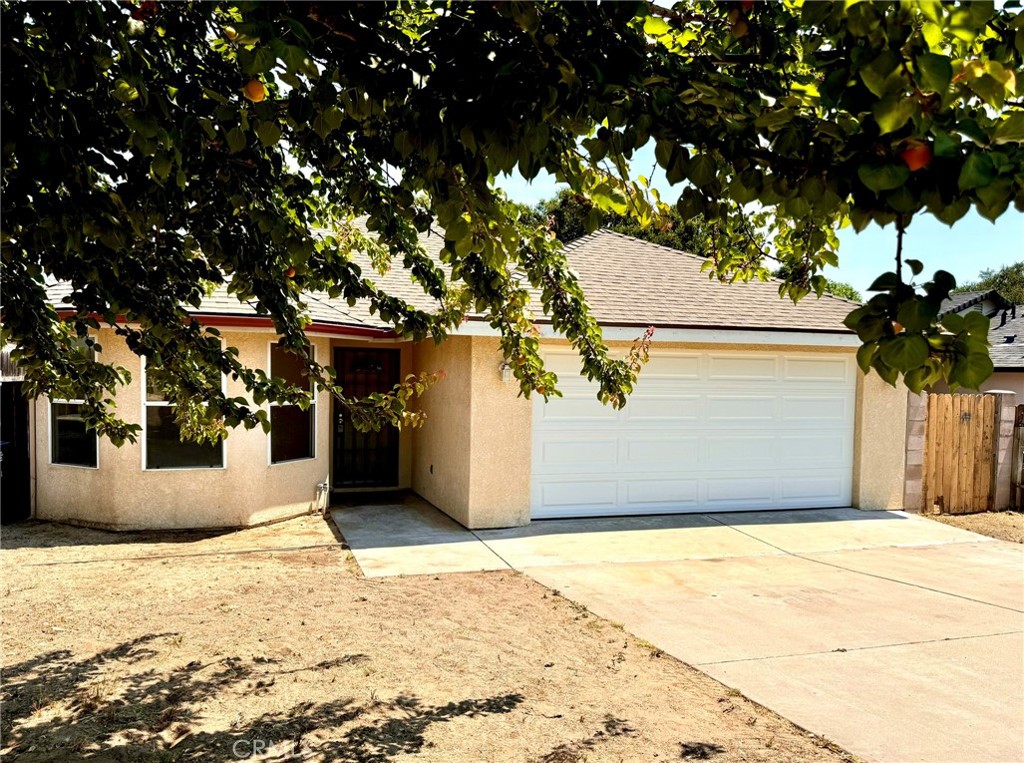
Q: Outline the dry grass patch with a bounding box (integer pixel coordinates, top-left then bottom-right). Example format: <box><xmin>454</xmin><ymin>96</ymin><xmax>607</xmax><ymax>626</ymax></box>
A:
<box><xmin>927</xmin><ymin>510</ymin><xmax>1024</xmax><ymax>543</ymax></box>
<box><xmin>1</xmin><ymin>515</ymin><xmax>857</xmax><ymax>762</ymax></box>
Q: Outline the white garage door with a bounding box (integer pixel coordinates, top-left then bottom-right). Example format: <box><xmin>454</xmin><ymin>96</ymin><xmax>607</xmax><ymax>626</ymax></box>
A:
<box><xmin>531</xmin><ymin>349</ymin><xmax>856</xmax><ymax>518</ymax></box>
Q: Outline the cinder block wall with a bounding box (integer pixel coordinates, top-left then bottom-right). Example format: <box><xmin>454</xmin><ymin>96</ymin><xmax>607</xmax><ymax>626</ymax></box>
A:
<box><xmin>902</xmin><ymin>392</ymin><xmax>927</xmax><ymax>512</ymax></box>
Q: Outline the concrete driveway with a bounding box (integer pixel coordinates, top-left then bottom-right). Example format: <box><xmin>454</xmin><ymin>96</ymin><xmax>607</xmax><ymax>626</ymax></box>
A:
<box><xmin>333</xmin><ymin>502</ymin><xmax>1024</xmax><ymax>763</ymax></box>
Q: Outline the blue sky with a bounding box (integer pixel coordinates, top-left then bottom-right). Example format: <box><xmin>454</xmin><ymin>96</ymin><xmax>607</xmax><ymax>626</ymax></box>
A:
<box><xmin>496</xmin><ymin>143</ymin><xmax>1024</xmax><ymax>298</ymax></box>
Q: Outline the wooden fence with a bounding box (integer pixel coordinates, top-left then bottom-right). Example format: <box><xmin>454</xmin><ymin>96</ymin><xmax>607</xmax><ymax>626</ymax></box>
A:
<box><xmin>922</xmin><ymin>393</ymin><xmax>997</xmax><ymax>515</ymax></box>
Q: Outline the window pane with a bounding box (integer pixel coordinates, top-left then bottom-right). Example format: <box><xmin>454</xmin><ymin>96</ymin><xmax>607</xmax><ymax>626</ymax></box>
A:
<box><xmin>145</xmin><ymin>407</ymin><xmax>223</xmax><ymax>469</ymax></box>
<box><xmin>270</xmin><ymin>405</ymin><xmax>315</xmax><ymax>463</ymax></box>
<box><xmin>271</xmin><ymin>344</ymin><xmax>311</xmax><ymax>390</ymax></box>
<box><xmin>51</xmin><ymin>403</ymin><xmax>97</xmax><ymax>467</ymax></box>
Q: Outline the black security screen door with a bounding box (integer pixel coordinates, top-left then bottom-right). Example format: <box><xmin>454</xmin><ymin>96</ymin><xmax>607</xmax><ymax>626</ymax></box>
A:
<box><xmin>333</xmin><ymin>348</ymin><xmax>401</xmax><ymax>488</ymax></box>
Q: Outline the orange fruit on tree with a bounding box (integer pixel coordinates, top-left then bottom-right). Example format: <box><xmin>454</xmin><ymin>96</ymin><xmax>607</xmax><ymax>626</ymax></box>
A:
<box><xmin>284</xmin><ymin>266</ymin><xmax>296</xmax><ymax>278</ymax></box>
<box><xmin>900</xmin><ymin>141</ymin><xmax>933</xmax><ymax>172</ymax></box>
<box><xmin>224</xmin><ymin>26</ymin><xmax>238</xmax><ymax>41</ymax></box>
<box><xmin>243</xmin><ymin>79</ymin><xmax>265</xmax><ymax>103</ymax></box>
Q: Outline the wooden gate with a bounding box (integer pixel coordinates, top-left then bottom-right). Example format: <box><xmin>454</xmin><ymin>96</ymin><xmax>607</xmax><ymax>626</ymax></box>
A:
<box><xmin>922</xmin><ymin>393</ymin><xmax>997</xmax><ymax>514</ymax></box>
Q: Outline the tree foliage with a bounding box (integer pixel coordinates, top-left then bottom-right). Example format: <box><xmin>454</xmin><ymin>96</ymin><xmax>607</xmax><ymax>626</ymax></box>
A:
<box><xmin>535</xmin><ymin>189</ymin><xmax>709</xmax><ymax>252</ymax></box>
<box><xmin>957</xmin><ymin>261</ymin><xmax>1024</xmax><ymax>305</ymax></box>
<box><xmin>772</xmin><ymin>265</ymin><xmax>862</xmax><ymax>303</ymax></box>
<box><xmin>2</xmin><ymin>1</ymin><xmax>1023</xmax><ymax>445</ymax></box>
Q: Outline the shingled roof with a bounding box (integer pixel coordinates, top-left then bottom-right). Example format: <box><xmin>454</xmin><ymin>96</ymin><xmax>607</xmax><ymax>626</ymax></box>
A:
<box><xmin>554</xmin><ymin>230</ymin><xmax>856</xmax><ymax>332</ymax></box>
<box><xmin>988</xmin><ymin>308</ymin><xmax>1024</xmax><ymax>370</ymax></box>
<box><xmin>46</xmin><ymin>227</ymin><xmax>857</xmax><ymax>335</ymax></box>
<box><xmin>939</xmin><ymin>289</ymin><xmax>1012</xmax><ymax>317</ymax></box>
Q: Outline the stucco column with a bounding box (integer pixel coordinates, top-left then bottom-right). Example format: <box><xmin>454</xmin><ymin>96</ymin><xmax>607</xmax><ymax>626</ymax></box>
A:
<box><xmin>852</xmin><ymin>372</ymin><xmax>909</xmax><ymax>510</ymax></box>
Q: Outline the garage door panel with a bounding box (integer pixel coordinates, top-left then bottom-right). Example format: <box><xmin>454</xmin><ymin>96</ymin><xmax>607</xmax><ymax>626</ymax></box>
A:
<box><xmin>537</xmin><ymin>437</ymin><xmax>619</xmax><ymax>472</ymax></box>
<box><xmin>706</xmin><ymin>395</ymin><xmax>778</xmax><ymax>421</ymax></box>
<box><xmin>705</xmin><ymin>476</ymin><xmax>776</xmax><ymax>505</ymax></box>
<box><xmin>536</xmin><ymin>479</ymin><xmax>618</xmax><ymax>510</ymax></box>
<box><xmin>783</xmin><ymin>356</ymin><xmax>853</xmax><ymax>383</ymax></box>
<box><xmin>777</xmin><ymin>433</ymin><xmax>850</xmax><ymax>465</ymax></box>
<box><xmin>537</xmin><ymin>394</ymin><xmax>615</xmax><ymax>422</ymax></box>
<box><xmin>707</xmin><ymin>354</ymin><xmax>778</xmax><ymax>380</ymax></box>
<box><xmin>622</xmin><ymin>395</ymin><xmax>702</xmax><ymax>421</ymax></box>
<box><xmin>623</xmin><ymin>436</ymin><xmax>700</xmax><ymax>469</ymax></box>
<box><xmin>624</xmin><ymin>478</ymin><xmax>699</xmax><ymax>507</ymax></box>
<box><xmin>532</xmin><ymin>350</ymin><xmax>855</xmax><ymax>517</ymax></box>
<box><xmin>779</xmin><ymin>473</ymin><xmax>849</xmax><ymax>503</ymax></box>
<box><xmin>643</xmin><ymin>355</ymin><xmax>702</xmax><ymax>378</ymax></box>
<box><xmin>781</xmin><ymin>395</ymin><xmax>852</xmax><ymax>423</ymax></box>
<box><xmin>705</xmin><ymin>434</ymin><xmax>777</xmax><ymax>465</ymax></box>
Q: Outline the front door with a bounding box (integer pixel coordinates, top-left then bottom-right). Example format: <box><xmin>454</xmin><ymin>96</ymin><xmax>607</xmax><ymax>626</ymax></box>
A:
<box><xmin>1</xmin><ymin>382</ymin><xmax>31</xmax><ymax>523</ymax></box>
<box><xmin>333</xmin><ymin>348</ymin><xmax>401</xmax><ymax>488</ymax></box>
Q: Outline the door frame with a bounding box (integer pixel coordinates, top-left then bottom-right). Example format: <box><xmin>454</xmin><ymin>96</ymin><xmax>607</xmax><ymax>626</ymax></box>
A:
<box><xmin>331</xmin><ymin>347</ymin><xmax>402</xmax><ymax>490</ymax></box>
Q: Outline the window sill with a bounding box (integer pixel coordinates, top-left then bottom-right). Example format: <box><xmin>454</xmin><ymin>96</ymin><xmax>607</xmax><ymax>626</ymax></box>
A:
<box><xmin>269</xmin><ymin>456</ymin><xmax>318</xmax><ymax>467</ymax></box>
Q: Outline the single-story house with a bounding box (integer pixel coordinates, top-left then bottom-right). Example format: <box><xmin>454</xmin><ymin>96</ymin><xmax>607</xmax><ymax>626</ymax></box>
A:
<box><xmin>902</xmin><ymin>289</ymin><xmax>1024</xmax><ymax>511</ymax></box>
<box><xmin>19</xmin><ymin>229</ymin><xmax>908</xmax><ymax>530</ymax></box>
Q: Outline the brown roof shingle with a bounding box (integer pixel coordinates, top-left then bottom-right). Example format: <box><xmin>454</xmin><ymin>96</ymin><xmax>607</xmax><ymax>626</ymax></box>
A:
<box><xmin>46</xmin><ymin>228</ymin><xmax>857</xmax><ymax>334</ymax></box>
<box><xmin>554</xmin><ymin>229</ymin><xmax>856</xmax><ymax>333</ymax></box>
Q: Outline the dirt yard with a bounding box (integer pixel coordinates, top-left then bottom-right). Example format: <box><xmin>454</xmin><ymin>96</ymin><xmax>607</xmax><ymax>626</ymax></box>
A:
<box><xmin>927</xmin><ymin>510</ymin><xmax>1024</xmax><ymax>543</ymax></box>
<box><xmin>1</xmin><ymin>516</ymin><xmax>856</xmax><ymax>763</ymax></box>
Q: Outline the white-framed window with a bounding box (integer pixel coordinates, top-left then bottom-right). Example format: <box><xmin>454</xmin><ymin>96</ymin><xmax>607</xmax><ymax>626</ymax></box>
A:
<box><xmin>50</xmin><ymin>339</ymin><xmax>99</xmax><ymax>469</ymax></box>
<box><xmin>141</xmin><ymin>356</ymin><xmax>225</xmax><ymax>471</ymax></box>
<box><xmin>268</xmin><ymin>342</ymin><xmax>316</xmax><ymax>465</ymax></box>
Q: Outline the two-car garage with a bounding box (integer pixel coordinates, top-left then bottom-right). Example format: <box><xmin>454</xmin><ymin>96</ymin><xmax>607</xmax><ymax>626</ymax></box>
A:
<box><xmin>531</xmin><ymin>348</ymin><xmax>857</xmax><ymax>519</ymax></box>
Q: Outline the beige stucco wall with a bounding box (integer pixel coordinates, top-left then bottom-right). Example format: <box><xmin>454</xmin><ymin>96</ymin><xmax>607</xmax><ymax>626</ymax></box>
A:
<box><xmin>411</xmin><ymin>336</ymin><xmax>474</xmax><ymax>524</ymax></box>
<box><xmin>34</xmin><ymin>329</ymin><xmax>331</xmax><ymax>530</ymax></box>
<box><xmin>852</xmin><ymin>371</ymin><xmax>909</xmax><ymax>510</ymax></box>
<box><xmin>410</xmin><ymin>335</ymin><xmax>532</xmax><ymax>529</ymax></box>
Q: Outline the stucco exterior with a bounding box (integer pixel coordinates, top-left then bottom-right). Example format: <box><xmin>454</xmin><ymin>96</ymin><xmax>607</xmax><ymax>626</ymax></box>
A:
<box><xmin>852</xmin><ymin>370</ymin><xmax>909</xmax><ymax>510</ymax></box>
<box><xmin>34</xmin><ymin>329</ymin><xmax>331</xmax><ymax>530</ymax></box>
<box><xmin>410</xmin><ymin>335</ymin><xmax>531</xmax><ymax>529</ymax></box>
<box><xmin>30</xmin><ymin>328</ymin><xmax>911</xmax><ymax>531</ymax></box>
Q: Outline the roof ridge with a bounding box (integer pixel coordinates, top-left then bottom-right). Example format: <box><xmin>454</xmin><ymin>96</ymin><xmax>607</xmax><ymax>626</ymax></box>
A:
<box><xmin>584</xmin><ymin>228</ymin><xmax>863</xmax><ymax>308</ymax></box>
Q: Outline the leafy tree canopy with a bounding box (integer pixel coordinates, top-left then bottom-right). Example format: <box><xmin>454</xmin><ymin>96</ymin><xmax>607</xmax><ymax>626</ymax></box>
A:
<box><xmin>956</xmin><ymin>261</ymin><xmax>1024</xmax><ymax>305</ymax></box>
<box><xmin>772</xmin><ymin>264</ymin><xmax>863</xmax><ymax>303</ymax></box>
<box><xmin>2</xmin><ymin>0</ymin><xmax>1023</xmax><ymax>445</ymax></box>
<box><xmin>532</xmin><ymin>188</ymin><xmax>709</xmax><ymax>251</ymax></box>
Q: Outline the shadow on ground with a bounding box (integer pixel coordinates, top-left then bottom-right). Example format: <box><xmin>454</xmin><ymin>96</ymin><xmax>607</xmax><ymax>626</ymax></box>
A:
<box><xmin>1</xmin><ymin>634</ymin><xmax>523</xmax><ymax>762</ymax></box>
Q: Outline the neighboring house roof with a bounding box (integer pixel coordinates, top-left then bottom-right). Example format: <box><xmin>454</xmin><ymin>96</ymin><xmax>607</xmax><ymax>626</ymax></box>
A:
<box><xmin>45</xmin><ymin>227</ymin><xmax>858</xmax><ymax>335</ymax></box>
<box><xmin>989</xmin><ymin>308</ymin><xmax>1024</xmax><ymax>370</ymax></box>
<box><xmin>939</xmin><ymin>288</ymin><xmax>1022</xmax><ymax>370</ymax></box>
<box><xmin>939</xmin><ymin>289</ymin><xmax>1011</xmax><ymax>317</ymax></box>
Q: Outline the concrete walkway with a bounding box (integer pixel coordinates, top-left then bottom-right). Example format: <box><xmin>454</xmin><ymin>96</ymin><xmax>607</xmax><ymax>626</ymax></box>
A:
<box><xmin>331</xmin><ymin>501</ymin><xmax>1024</xmax><ymax>763</ymax></box>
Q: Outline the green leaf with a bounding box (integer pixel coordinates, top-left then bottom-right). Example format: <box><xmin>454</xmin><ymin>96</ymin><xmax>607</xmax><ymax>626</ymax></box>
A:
<box><xmin>225</xmin><ymin>127</ymin><xmax>246</xmax><ymax>153</ymax></box>
<box><xmin>963</xmin><ymin>311</ymin><xmax>991</xmax><ymax>338</ymax></box>
<box><xmin>858</xmin><ymin>163</ymin><xmax>909</xmax><ymax>192</ymax></box>
<box><xmin>867</xmin><ymin>271</ymin><xmax>901</xmax><ymax>291</ymax></box>
<box><xmin>873</xmin><ymin>95</ymin><xmax>917</xmax><ymax>135</ymax></box>
<box><xmin>687</xmin><ymin>154</ymin><xmax>717</xmax><ymax>188</ymax></box>
<box><xmin>150</xmin><ymin>153</ymin><xmax>171</xmax><ymax>182</ymax></box>
<box><xmin>916</xmin><ymin>53</ymin><xmax>953</xmax><ymax>93</ymax></box>
<box><xmin>896</xmin><ymin>299</ymin><xmax>936</xmax><ymax>332</ymax></box>
<box><xmin>643</xmin><ymin>16</ymin><xmax>671</xmax><ymax>36</ymax></box>
<box><xmin>992</xmin><ymin>114</ymin><xmax>1024</xmax><ymax>145</ymax></box>
<box><xmin>879</xmin><ymin>335</ymin><xmax>930</xmax><ymax>371</ymax></box>
<box><xmin>856</xmin><ymin>342</ymin><xmax>878</xmax><ymax>373</ymax></box>
<box><xmin>958</xmin><ymin>153</ymin><xmax>996</xmax><ymax>190</ymax></box>
<box><xmin>904</xmin><ymin>259</ymin><xmax>924</xmax><ymax>276</ymax></box>
<box><xmin>951</xmin><ymin>351</ymin><xmax>994</xmax><ymax>389</ymax></box>
<box><xmin>254</xmin><ymin>121</ymin><xmax>281</xmax><ymax>147</ymax></box>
